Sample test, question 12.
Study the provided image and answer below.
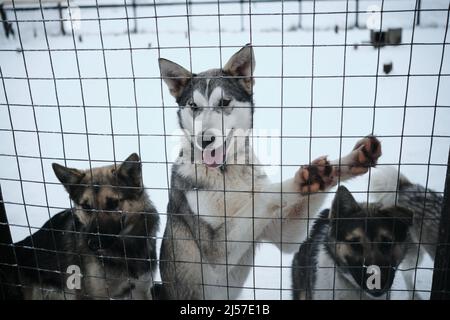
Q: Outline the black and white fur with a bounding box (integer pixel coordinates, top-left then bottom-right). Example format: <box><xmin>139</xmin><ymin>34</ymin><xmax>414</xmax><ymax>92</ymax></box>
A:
<box><xmin>158</xmin><ymin>44</ymin><xmax>383</xmax><ymax>299</ymax></box>
<box><xmin>292</xmin><ymin>186</ymin><xmax>413</xmax><ymax>300</ymax></box>
<box><xmin>370</xmin><ymin>166</ymin><xmax>443</xmax><ymax>298</ymax></box>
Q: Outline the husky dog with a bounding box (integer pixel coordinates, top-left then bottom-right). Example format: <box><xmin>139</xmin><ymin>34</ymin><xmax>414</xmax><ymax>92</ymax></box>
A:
<box><xmin>1</xmin><ymin>153</ymin><xmax>159</xmax><ymax>300</ymax></box>
<box><xmin>292</xmin><ymin>186</ymin><xmax>413</xmax><ymax>300</ymax></box>
<box><xmin>370</xmin><ymin>166</ymin><xmax>443</xmax><ymax>298</ymax></box>
<box><xmin>158</xmin><ymin>44</ymin><xmax>382</xmax><ymax>299</ymax></box>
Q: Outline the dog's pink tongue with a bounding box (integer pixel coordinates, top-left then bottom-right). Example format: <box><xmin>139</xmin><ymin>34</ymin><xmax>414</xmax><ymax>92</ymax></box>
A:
<box><xmin>203</xmin><ymin>147</ymin><xmax>224</xmax><ymax>168</ymax></box>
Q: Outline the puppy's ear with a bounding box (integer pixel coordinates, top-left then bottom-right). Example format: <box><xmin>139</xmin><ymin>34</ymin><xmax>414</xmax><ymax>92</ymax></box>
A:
<box><xmin>330</xmin><ymin>186</ymin><xmax>360</xmax><ymax>220</ymax></box>
<box><xmin>380</xmin><ymin>206</ymin><xmax>414</xmax><ymax>227</ymax></box>
<box><xmin>223</xmin><ymin>44</ymin><xmax>255</xmax><ymax>94</ymax></box>
<box><xmin>158</xmin><ymin>58</ymin><xmax>192</xmax><ymax>99</ymax></box>
<box><xmin>52</xmin><ymin>163</ymin><xmax>85</xmax><ymax>199</ymax></box>
<box><xmin>116</xmin><ymin>153</ymin><xmax>142</xmax><ymax>188</ymax></box>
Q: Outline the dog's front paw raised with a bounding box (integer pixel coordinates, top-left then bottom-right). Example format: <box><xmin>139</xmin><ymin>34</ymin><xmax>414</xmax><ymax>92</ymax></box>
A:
<box><xmin>350</xmin><ymin>135</ymin><xmax>382</xmax><ymax>175</ymax></box>
<box><xmin>295</xmin><ymin>156</ymin><xmax>335</xmax><ymax>194</ymax></box>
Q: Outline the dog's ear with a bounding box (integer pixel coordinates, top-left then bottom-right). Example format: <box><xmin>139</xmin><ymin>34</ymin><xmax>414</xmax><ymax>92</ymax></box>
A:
<box><xmin>330</xmin><ymin>186</ymin><xmax>360</xmax><ymax>220</ymax></box>
<box><xmin>380</xmin><ymin>205</ymin><xmax>414</xmax><ymax>227</ymax></box>
<box><xmin>52</xmin><ymin>163</ymin><xmax>85</xmax><ymax>198</ymax></box>
<box><xmin>223</xmin><ymin>44</ymin><xmax>255</xmax><ymax>94</ymax></box>
<box><xmin>116</xmin><ymin>153</ymin><xmax>142</xmax><ymax>188</ymax></box>
<box><xmin>158</xmin><ymin>58</ymin><xmax>192</xmax><ymax>99</ymax></box>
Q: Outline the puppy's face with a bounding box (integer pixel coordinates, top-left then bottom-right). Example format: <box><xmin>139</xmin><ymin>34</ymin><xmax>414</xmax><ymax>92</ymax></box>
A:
<box><xmin>52</xmin><ymin>153</ymin><xmax>143</xmax><ymax>251</ymax></box>
<box><xmin>328</xmin><ymin>186</ymin><xmax>412</xmax><ymax>297</ymax></box>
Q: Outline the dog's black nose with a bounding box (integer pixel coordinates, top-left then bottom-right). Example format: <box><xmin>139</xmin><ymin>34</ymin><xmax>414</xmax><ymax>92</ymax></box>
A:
<box><xmin>202</xmin><ymin>133</ymin><xmax>215</xmax><ymax>150</ymax></box>
<box><xmin>88</xmin><ymin>234</ymin><xmax>116</xmax><ymax>251</ymax></box>
<box><xmin>88</xmin><ymin>236</ymin><xmax>100</xmax><ymax>251</ymax></box>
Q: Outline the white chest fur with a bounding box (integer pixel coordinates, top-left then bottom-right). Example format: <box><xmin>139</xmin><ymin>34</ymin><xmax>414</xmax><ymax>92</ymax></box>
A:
<box><xmin>180</xmin><ymin>160</ymin><xmax>267</xmax><ymax>221</ymax></box>
<box><xmin>186</xmin><ymin>189</ymin><xmax>252</xmax><ymax>227</ymax></box>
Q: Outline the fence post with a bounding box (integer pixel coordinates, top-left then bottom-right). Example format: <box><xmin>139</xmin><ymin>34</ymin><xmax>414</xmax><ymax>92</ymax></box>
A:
<box><xmin>0</xmin><ymin>3</ymin><xmax>14</xmax><ymax>38</ymax></box>
<box><xmin>132</xmin><ymin>0</ymin><xmax>137</xmax><ymax>33</ymax></box>
<box><xmin>355</xmin><ymin>0</ymin><xmax>359</xmax><ymax>28</ymax></box>
<box><xmin>416</xmin><ymin>0</ymin><xmax>421</xmax><ymax>26</ymax></box>
<box><xmin>57</xmin><ymin>2</ymin><xmax>66</xmax><ymax>36</ymax></box>
<box><xmin>240</xmin><ymin>0</ymin><xmax>244</xmax><ymax>32</ymax></box>
<box><xmin>0</xmin><ymin>185</ymin><xmax>19</xmax><ymax>299</ymax></box>
<box><xmin>188</xmin><ymin>0</ymin><xmax>193</xmax><ymax>31</ymax></box>
<box><xmin>297</xmin><ymin>0</ymin><xmax>302</xmax><ymax>29</ymax></box>
<box><xmin>430</xmin><ymin>149</ymin><xmax>450</xmax><ymax>299</ymax></box>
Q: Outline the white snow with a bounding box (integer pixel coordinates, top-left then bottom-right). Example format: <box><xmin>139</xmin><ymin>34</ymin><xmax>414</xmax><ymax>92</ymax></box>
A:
<box><xmin>0</xmin><ymin>0</ymin><xmax>449</xmax><ymax>299</ymax></box>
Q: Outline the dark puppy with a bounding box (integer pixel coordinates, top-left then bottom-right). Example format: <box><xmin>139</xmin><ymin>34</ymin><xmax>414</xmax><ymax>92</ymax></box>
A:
<box><xmin>1</xmin><ymin>153</ymin><xmax>158</xmax><ymax>300</ymax></box>
<box><xmin>292</xmin><ymin>186</ymin><xmax>412</xmax><ymax>300</ymax></box>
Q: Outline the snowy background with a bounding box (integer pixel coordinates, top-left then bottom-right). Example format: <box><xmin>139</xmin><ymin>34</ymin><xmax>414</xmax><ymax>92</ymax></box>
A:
<box><xmin>0</xmin><ymin>0</ymin><xmax>449</xmax><ymax>299</ymax></box>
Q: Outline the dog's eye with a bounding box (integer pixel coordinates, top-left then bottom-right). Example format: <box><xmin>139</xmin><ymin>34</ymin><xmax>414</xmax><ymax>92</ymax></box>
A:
<box><xmin>106</xmin><ymin>198</ymin><xmax>119</xmax><ymax>211</ymax></box>
<box><xmin>379</xmin><ymin>236</ymin><xmax>393</xmax><ymax>252</ymax></box>
<box><xmin>351</xmin><ymin>242</ymin><xmax>363</xmax><ymax>252</ymax></box>
<box><xmin>188</xmin><ymin>101</ymin><xmax>198</xmax><ymax>110</ymax></box>
<box><xmin>81</xmin><ymin>203</ymin><xmax>92</xmax><ymax>211</ymax></box>
<box><xmin>345</xmin><ymin>238</ymin><xmax>363</xmax><ymax>252</ymax></box>
<box><xmin>219</xmin><ymin>99</ymin><xmax>231</xmax><ymax>107</ymax></box>
<box><xmin>350</xmin><ymin>243</ymin><xmax>363</xmax><ymax>252</ymax></box>
<box><xmin>380</xmin><ymin>242</ymin><xmax>393</xmax><ymax>253</ymax></box>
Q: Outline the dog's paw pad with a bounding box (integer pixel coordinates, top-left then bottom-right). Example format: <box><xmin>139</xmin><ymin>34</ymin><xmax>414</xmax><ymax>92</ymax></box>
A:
<box><xmin>350</xmin><ymin>135</ymin><xmax>382</xmax><ymax>174</ymax></box>
<box><xmin>296</xmin><ymin>156</ymin><xmax>335</xmax><ymax>194</ymax></box>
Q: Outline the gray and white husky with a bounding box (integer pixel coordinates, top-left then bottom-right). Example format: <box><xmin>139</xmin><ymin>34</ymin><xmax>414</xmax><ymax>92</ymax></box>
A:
<box><xmin>158</xmin><ymin>44</ymin><xmax>383</xmax><ymax>299</ymax></box>
<box><xmin>292</xmin><ymin>186</ymin><xmax>413</xmax><ymax>300</ymax></box>
<box><xmin>0</xmin><ymin>153</ymin><xmax>159</xmax><ymax>300</ymax></box>
<box><xmin>370</xmin><ymin>166</ymin><xmax>443</xmax><ymax>298</ymax></box>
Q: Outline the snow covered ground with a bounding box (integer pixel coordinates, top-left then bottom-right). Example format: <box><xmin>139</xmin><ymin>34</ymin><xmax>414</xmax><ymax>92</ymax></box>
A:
<box><xmin>0</xmin><ymin>0</ymin><xmax>449</xmax><ymax>299</ymax></box>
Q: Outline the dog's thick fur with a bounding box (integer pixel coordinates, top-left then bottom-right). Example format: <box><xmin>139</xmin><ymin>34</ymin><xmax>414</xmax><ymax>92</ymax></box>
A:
<box><xmin>1</xmin><ymin>153</ymin><xmax>159</xmax><ymax>299</ymax></box>
<box><xmin>370</xmin><ymin>166</ymin><xmax>443</xmax><ymax>298</ymax></box>
<box><xmin>158</xmin><ymin>44</ymin><xmax>383</xmax><ymax>299</ymax></box>
<box><xmin>292</xmin><ymin>186</ymin><xmax>413</xmax><ymax>300</ymax></box>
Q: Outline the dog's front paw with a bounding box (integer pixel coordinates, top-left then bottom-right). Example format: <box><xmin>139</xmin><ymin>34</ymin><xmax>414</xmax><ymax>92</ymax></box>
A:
<box><xmin>295</xmin><ymin>156</ymin><xmax>335</xmax><ymax>194</ymax></box>
<box><xmin>349</xmin><ymin>135</ymin><xmax>382</xmax><ymax>175</ymax></box>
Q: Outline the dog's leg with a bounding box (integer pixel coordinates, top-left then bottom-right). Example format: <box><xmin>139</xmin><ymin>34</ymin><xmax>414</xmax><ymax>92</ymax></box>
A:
<box><xmin>168</xmin><ymin>190</ymin><xmax>294</xmax><ymax>300</ymax></box>
<box><xmin>262</xmin><ymin>136</ymin><xmax>382</xmax><ymax>253</ymax></box>
<box><xmin>193</xmin><ymin>172</ymin><xmax>328</xmax><ymax>276</ymax></box>
<box><xmin>214</xmin><ymin>189</ymin><xmax>292</xmax><ymax>267</ymax></box>
<box><xmin>261</xmin><ymin>156</ymin><xmax>336</xmax><ymax>252</ymax></box>
<box><xmin>329</xmin><ymin>135</ymin><xmax>382</xmax><ymax>181</ymax></box>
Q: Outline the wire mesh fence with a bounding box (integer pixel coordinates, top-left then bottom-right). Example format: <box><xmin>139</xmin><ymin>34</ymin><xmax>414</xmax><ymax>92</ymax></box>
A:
<box><xmin>0</xmin><ymin>0</ymin><xmax>449</xmax><ymax>300</ymax></box>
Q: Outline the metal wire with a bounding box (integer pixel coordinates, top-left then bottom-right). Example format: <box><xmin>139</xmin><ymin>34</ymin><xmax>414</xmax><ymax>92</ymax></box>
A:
<box><xmin>0</xmin><ymin>0</ymin><xmax>449</xmax><ymax>300</ymax></box>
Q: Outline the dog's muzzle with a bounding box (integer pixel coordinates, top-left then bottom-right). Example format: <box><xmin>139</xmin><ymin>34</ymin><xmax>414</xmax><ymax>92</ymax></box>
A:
<box><xmin>196</xmin><ymin>129</ymin><xmax>234</xmax><ymax>168</ymax></box>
